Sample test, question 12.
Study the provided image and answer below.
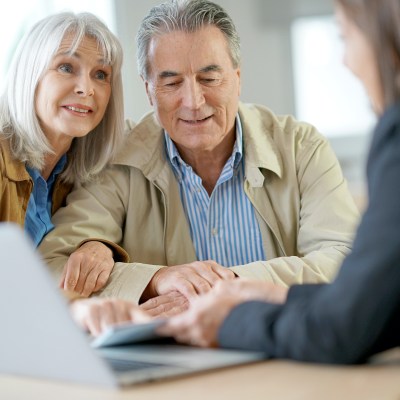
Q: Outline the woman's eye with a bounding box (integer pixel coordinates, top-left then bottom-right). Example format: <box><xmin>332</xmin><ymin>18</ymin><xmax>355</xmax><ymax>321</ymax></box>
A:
<box><xmin>59</xmin><ymin>64</ymin><xmax>73</xmax><ymax>73</ymax></box>
<box><xmin>95</xmin><ymin>70</ymin><xmax>108</xmax><ymax>80</ymax></box>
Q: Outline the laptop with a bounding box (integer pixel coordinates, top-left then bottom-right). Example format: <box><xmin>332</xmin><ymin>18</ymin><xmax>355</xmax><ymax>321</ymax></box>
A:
<box><xmin>0</xmin><ymin>223</ymin><xmax>264</xmax><ymax>388</ymax></box>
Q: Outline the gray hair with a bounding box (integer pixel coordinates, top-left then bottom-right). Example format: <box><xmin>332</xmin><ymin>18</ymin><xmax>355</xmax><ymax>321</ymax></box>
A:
<box><xmin>136</xmin><ymin>0</ymin><xmax>241</xmax><ymax>80</ymax></box>
<box><xmin>0</xmin><ymin>12</ymin><xmax>125</xmax><ymax>184</ymax></box>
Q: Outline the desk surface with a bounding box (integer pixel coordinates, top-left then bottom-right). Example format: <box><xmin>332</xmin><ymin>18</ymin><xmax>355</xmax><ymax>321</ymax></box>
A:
<box><xmin>2</xmin><ymin>349</ymin><xmax>400</xmax><ymax>400</ymax></box>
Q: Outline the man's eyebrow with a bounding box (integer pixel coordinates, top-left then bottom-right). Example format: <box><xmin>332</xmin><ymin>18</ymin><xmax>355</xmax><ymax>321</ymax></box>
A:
<box><xmin>159</xmin><ymin>70</ymin><xmax>179</xmax><ymax>79</ymax></box>
<box><xmin>199</xmin><ymin>64</ymin><xmax>222</xmax><ymax>73</ymax></box>
<box><xmin>158</xmin><ymin>64</ymin><xmax>222</xmax><ymax>79</ymax></box>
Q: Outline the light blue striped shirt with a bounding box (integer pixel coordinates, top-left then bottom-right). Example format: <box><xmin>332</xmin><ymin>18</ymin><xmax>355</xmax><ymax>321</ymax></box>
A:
<box><xmin>165</xmin><ymin>115</ymin><xmax>265</xmax><ymax>267</ymax></box>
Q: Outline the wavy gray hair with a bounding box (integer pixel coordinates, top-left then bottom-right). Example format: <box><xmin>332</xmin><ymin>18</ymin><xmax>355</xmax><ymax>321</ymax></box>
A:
<box><xmin>136</xmin><ymin>0</ymin><xmax>241</xmax><ymax>80</ymax></box>
<box><xmin>0</xmin><ymin>12</ymin><xmax>124</xmax><ymax>183</ymax></box>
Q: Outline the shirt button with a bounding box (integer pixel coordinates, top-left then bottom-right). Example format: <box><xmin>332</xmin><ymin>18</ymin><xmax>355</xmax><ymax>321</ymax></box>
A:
<box><xmin>211</xmin><ymin>228</ymin><xmax>218</xmax><ymax>236</ymax></box>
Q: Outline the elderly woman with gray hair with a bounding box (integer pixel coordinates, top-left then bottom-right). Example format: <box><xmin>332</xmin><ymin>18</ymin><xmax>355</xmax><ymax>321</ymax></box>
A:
<box><xmin>0</xmin><ymin>12</ymin><xmax>125</xmax><ymax>295</ymax></box>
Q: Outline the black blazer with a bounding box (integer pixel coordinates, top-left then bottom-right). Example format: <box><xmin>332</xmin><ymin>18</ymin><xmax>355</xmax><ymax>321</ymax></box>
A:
<box><xmin>218</xmin><ymin>103</ymin><xmax>400</xmax><ymax>363</ymax></box>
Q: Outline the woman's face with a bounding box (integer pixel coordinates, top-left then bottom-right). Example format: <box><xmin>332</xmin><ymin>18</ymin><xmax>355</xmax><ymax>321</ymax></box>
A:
<box><xmin>35</xmin><ymin>34</ymin><xmax>112</xmax><ymax>150</ymax></box>
<box><xmin>335</xmin><ymin>4</ymin><xmax>384</xmax><ymax>114</ymax></box>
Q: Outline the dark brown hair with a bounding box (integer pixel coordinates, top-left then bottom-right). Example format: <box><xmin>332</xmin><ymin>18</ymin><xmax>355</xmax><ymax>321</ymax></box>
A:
<box><xmin>335</xmin><ymin>0</ymin><xmax>400</xmax><ymax>108</ymax></box>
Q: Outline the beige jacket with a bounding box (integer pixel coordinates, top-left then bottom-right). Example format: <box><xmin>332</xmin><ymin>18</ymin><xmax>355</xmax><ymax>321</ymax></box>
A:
<box><xmin>40</xmin><ymin>103</ymin><xmax>360</xmax><ymax>303</ymax></box>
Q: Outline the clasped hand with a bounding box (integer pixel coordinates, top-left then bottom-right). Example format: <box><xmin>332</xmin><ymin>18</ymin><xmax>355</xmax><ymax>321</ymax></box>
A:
<box><xmin>142</xmin><ymin>260</ymin><xmax>236</xmax><ymax>301</ymax></box>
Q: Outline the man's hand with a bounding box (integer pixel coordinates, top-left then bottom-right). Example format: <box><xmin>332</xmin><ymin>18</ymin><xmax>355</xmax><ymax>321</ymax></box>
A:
<box><xmin>69</xmin><ymin>297</ymin><xmax>151</xmax><ymax>336</ymax></box>
<box><xmin>60</xmin><ymin>241</ymin><xmax>115</xmax><ymax>297</ymax></box>
<box><xmin>142</xmin><ymin>260</ymin><xmax>236</xmax><ymax>301</ymax></box>
<box><xmin>140</xmin><ymin>291</ymin><xmax>189</xmax><ymax>318</ymax></box>
<box><xmin>158</xmin><ymin>279</ymin><xmax>288</xmax><ymax>347</ymax></box>
<box><xmin>157</xmin><ymin>282</ymin><xmax>239</xmax><ymax>347</ymax></box>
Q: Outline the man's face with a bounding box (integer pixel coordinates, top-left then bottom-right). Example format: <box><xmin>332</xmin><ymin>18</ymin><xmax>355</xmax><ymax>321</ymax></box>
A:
<box><xmin>144</xmin><ymin>26</ymin><xmax>241</xmax><ymax>157</ymax></box>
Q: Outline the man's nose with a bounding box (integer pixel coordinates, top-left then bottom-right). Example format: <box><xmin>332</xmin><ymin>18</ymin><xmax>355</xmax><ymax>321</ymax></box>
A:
<box><xmin>181</xmin><ymin>79</ymin><xmax>205</xmax><ymax>109</ymax></box>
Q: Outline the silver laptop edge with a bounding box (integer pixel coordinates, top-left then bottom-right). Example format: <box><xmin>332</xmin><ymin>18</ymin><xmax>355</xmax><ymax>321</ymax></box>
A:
<box><xmin>0</xmin><ymin>223</ymin><xmax>264</xmax><ymax>388</ymax></box>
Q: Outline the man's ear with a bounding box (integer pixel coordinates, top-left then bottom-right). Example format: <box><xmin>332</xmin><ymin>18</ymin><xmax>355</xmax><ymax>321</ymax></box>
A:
<box><xmin>236</xmin><ymin>68</ymin><xmax>241</xmax><ymax>97</ymax></box>
<box><xmin>142</xmin><ymin>75</ymin><xmax>154</xmax><ymax>106</ymax></box>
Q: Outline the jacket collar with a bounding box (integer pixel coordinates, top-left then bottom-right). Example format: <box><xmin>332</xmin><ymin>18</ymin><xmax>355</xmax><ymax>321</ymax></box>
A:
<box><xmin>114</xmin><ymin>113</ymin><xmax>167</xmax><ymax>182</ymax></box>
<box><xmin>0</xmin><ymin>138</ymin><xmax>31</xmax><ymax>182</ymax></box>
<box><xmin>238</xmin><ymin>103</ymin><xmax>283</xmax><ymax>187</ymax></box>
<box><xmin>115</xmin><ymin>102</ymin><xmax>284</xmax><ymax>185</ymax></box>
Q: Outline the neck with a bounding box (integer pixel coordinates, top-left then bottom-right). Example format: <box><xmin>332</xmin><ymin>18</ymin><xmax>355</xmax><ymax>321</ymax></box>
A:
<box><xmin>192</xmin><ymin>154</ymin><xmax>228</xmax><ymax>195</ymax></box>
<box><xmin>40</xmin><ymin>137</ymin><xmax>71</xmax><ymax>181</ymax></box>
<box><xmin>41</xmin><ymin>153</ymin><xmax>64</xmax><ymax>181</ymax></box>
<box><xmin>178</xmin><ymin>133</ymin><xmax>236</xmax><ymax>196</ymax></box>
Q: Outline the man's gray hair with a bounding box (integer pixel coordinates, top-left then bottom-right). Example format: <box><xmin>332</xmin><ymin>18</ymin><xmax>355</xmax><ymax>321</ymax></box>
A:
<box><xmin>136</xmin><ymin>0</ymin><xmax>241</xmax><ymax>79</ymax></box>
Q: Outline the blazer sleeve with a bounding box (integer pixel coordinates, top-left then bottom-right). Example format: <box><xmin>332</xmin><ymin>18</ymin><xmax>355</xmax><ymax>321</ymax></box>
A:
<box><xmin>218</xmin><ymin>110</ymin><xmax>400</xmax><ymax>363</ymax></box>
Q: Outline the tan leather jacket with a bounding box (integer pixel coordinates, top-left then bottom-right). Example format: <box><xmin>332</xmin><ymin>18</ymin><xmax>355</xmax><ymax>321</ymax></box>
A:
<box><xmin>41</xmin><ymin>103</ymin><xmax>360</xmax><ymax>303</ymax></box>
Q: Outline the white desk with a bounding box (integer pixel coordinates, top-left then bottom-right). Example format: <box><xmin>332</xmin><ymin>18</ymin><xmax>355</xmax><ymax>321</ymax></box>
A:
<box><xmin>2</xmin><ymin>349</ymin><xmax>399</xmax><ymax>400</ymax></box>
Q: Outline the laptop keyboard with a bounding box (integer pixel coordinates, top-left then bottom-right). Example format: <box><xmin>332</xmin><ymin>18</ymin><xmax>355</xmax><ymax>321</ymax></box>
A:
<box><xmin>106</xmin><ymin>358</ymin><xmax>167</xmax><ymax>373</ymax></box>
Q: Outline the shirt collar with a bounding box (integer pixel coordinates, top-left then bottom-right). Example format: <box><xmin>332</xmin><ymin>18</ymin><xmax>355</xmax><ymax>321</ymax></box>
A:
<box><xmin>164</xmin><ymin>114</ymin><xmax>243</xmax><ymax>180</ymax></box>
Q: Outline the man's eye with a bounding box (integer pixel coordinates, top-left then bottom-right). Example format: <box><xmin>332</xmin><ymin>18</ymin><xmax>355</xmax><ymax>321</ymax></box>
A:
<box><xmin>201</xmin><ymin>78</ymin><xmax>220</xmax><ymax>85</ymax></box>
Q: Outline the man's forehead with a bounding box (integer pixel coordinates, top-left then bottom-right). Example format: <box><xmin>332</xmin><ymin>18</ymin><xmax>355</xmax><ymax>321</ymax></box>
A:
<box><xmin>145</xmin><ymin>25</ymin><xmax>238</xmax><ymax>81</ymax></box>
<box><xmin>148</xmin><ymin>26</ymin><xmax>229</xmax><ymax>54</ymax></box>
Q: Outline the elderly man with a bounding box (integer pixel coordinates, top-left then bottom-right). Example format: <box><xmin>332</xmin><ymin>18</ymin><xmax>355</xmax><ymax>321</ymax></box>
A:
<box><xmin>40</xmin><ymin>0</ymin><xmax>359</xmax><ymax>308</ymax></box>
